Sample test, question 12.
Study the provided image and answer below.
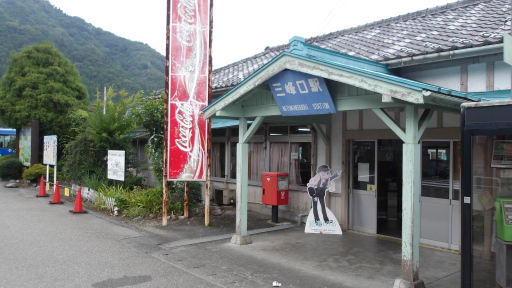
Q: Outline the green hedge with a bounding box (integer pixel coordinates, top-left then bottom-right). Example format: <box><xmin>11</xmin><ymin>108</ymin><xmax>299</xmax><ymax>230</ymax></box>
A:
<box><xmin>0</xmin><ymin>158</ymin><xmax>23</xmax><ymax>180</ymax></box>
<box><xmin>22</xmin><ymin>163</ymin><xmax>54</xmax><ymax>182</ymax></box>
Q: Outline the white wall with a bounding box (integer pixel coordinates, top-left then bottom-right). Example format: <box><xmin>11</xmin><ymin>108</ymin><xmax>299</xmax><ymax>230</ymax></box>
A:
<box><xmin>468</xmin><ymin>63</ymin><xmax>486</xmax><ymax>92</ymax></box>
<box><xmin>402</xmin><ymin>66</ymin><xmax>461</xmax><ymax>91</ymax></box>
<box><xmin>363</xmin><ymin>109</ymin><xmax>387</xmax><ymax>130</ymax></box>
<box><xmin>495</xmin><ymin>61</ymin><xmax>512</xmax><ymax>91</ymax></box>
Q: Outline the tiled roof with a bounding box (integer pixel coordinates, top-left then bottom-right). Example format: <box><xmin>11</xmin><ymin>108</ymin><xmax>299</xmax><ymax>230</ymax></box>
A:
<box><xmin>213</xmin><ymin>0</ymin><xmax>511</xmax><ymax>91</ymax></box>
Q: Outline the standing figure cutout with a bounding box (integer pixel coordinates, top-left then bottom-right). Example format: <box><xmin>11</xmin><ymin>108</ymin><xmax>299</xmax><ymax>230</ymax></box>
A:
<box><xmin>305</xmin><ymin>165</ymin><xmax>343</xmax><ymax>234</ymax></box>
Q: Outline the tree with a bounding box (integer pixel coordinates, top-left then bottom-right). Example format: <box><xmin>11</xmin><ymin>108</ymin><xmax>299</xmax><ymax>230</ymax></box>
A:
<box><xmin>61</xmin><ymin>87</ymin><xmax>141</xmax><ymax>182</ymax></box>
<box><xmin>132</xmin><ymin>94</ymin><xmax>164</xmax><ymax>181</ymax></box>
<box><xmin>0</xmin><ymin>41</ymin><xmax>88</xmax><ymax>152</ymax></box>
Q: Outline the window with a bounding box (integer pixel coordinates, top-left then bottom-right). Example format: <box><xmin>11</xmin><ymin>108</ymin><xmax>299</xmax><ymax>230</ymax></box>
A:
<box><xmin>249</xmin><ymin>143</ymin><xmax>264</xmax><ymax>181</ymax></box>
<box><xmin>270</xmin><ymin>141</ymin><xmax>312</xmax><ymax>186</ymax></box>
<box><xmin>211</xmin><ymin>142</ymin><xmax>226</xmax><ymax>177</ymax></box>
<box><xmin>230</xmin><ymin>142</ymin><xmax>237</xmax><ymax>179</ymax></box>
<box><xmin>213</xmin><ymin>124</ymin><xmax>313</xmax><ymax>186</ymax></box>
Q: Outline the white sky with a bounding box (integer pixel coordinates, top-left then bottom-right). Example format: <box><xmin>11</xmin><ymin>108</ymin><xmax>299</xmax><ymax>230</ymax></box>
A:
<box><xmin>48</xmin><ymin>0</ymin><xmax>456</xmax><ymax>68</ymax></box>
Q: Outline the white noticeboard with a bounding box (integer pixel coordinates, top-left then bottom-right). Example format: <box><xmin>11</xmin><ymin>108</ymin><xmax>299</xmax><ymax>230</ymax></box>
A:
<box><xmin>107</xmin><ymin>150</ymin><xmax>125</xmax><ymax>181</ymax></box>
<box><xmin>43</xmin><ymin>135</ymin><xmax>57</xmax><ymax>165</ymax></box>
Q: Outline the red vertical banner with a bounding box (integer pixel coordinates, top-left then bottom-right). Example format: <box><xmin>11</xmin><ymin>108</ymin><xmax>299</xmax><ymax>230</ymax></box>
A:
<box><xmin>168</xmin><ymin>0</ymin><xmax>210</xmax><ymax>180</ymax></box>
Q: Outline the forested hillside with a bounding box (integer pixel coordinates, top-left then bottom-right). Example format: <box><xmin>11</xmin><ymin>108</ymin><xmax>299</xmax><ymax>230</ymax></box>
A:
<box><xmin>0</xmin><ymin>0</ymin><xmax>165</xmax><ymax>98</ymax></box>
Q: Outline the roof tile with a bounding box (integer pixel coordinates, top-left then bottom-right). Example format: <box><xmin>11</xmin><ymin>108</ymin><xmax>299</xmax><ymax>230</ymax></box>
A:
<box><xmin>213</xmin><ymin>0</ymin><xmax>510</xmax><ymax>90</ymax></box>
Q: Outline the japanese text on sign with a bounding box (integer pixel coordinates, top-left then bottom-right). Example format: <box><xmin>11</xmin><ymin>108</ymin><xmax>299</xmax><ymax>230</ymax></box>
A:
<box><xmin>43</xmin><ymin>135</ymin><xmax>57</xmax><ymax>165</ymax></box>
<box><xmin>268</xmin><ymin>70</ymin><xmax>336</xmax><ymax>116</ymax></box>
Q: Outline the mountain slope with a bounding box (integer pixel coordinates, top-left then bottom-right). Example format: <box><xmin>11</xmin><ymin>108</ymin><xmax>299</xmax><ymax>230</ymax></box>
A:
<box><xmin>0</xmin><ymin>0</ymin><xmax>165</xmax><ymax>98</ymax></box>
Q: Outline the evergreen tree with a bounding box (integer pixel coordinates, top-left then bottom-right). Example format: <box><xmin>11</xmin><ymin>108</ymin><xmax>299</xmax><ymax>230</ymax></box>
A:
<box><xmin>0</xmin><ymin>41</ymin><xmax>88</xmax><ymax>146</ymax></box>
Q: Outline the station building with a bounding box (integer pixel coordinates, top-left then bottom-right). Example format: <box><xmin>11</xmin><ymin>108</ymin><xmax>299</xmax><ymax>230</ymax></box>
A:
<box><xmin>204</xmin><ymin>1</ymin><xmax>511</xmax><ymax>286</ymax></box>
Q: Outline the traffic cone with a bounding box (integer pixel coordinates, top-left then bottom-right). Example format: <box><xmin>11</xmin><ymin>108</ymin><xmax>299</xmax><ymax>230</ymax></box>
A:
<box><xmin>36</xmin><ymin>177</ymin><xmax>49</xmax><ymax>198</ymax></box>
<box><xmin>49</xmin><ymin>181</ymin><xmax>64</xmax><ymax>205</ymax></box>
<box><xmin>69</xmin><ymin>187</ymin><xmax>87</xmax><ymax>214</ymax></box>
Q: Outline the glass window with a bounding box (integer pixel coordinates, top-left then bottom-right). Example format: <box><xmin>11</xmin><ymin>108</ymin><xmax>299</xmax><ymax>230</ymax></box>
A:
<box><xmin>249</xmin><ymin>143</ymin><xmax>264</xmax><ymax>181</ymax></box>
<box><xmin>230</xmin><ymin>142</ymin><xmax>237</xmax><ymax>179</ymax></box>
<box><xmin>270</xmin><ymin>143</ymin><xmax>289</xmax><ymax>172</ymax></box>
<box><xmin>290</xmin><ymin>125</ymin><xmax>311</xmax><ymax>135</ymax></box>
<box><xmin>211</xmin><ymin>142</ymin><xmax>225</xmax><ymax>177</ymax></box>
<box><xmin>352</xmin><ymin>141</ymin><xmax>376</xmax><ymax>190</ymax></box>
<box><xmin>218</xmin><ymin>124</ymin><xmax>312</xmax><ymax>183</ymax></box>
<box><xmin>470</xmin><ymin>135</ymin><xmax>509</xmax><ymax>288</ymax></box>
<box><xmin>421</xmin><ymin>141</ymin><xmax>450</xmax><ymax>199</ymax></box>
<box><xmin>298</xmin><ymin>142</ymin><xmax>312</xmax><ymax>185</ymax></box>
<box><xmin>211</xmin><ymin>128</ymin><xmax>226</xmax><ymax>137</ymax></box>
<box><xmin>269</xmin><ymin>142</ymin><xmax>311</xmax><ymax>186</ymax></box>
<box><xmin>269</xmin><ymin>126</ymin><xmax>288</xmax><ymax>136</ymax></box>
<box><xmin>452</xmin><ymin>141</ymin><xmax>461</xmax><ymax>201</ymax></box>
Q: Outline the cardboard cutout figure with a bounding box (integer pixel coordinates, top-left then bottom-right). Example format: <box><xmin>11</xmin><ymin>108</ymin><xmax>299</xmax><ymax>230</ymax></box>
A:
<box><xmin>305</xmin><ymin>165</ymin><xmax>343</xmax><ymax>234</ymax></box>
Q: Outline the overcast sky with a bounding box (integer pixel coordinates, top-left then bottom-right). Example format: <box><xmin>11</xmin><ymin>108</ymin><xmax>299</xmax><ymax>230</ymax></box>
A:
<box><xmin>48</xmin><ymin>0</ymin><xmax>456</xmax><ymax>68</ymax></box>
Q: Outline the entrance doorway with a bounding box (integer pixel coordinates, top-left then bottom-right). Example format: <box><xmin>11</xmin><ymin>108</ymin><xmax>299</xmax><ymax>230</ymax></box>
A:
<box><xmin>350</xmin><ymin>139</ymin><xmax>461</xmax><ymax>249</ymax></box>
<box><xmin>350</xmin><ymin>140</ymin><xmax>403</xmax><ymax>237</ymax></box>
<box><xmin>376</xmin><ymin>140</ymin><xmax>403</xmax><ymax>238</ymax></box>
<box><xmin>420</xmin><ymin>140</ymin><xmax>460</xmax><ymax>250</ymax></box>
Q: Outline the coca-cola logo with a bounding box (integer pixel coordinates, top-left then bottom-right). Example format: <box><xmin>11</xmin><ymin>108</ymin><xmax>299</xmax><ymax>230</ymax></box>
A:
<box><xmin>177</xmin><ymin>0</ymin><xmax>197</xmax><ymax>47</ymax></box>
<box><xmin>175</xmin><ymin>102</ymin><xmax>194</xmax><ymax>152</ymax></box>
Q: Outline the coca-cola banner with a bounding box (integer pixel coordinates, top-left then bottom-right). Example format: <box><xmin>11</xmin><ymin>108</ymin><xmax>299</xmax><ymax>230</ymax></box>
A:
<box><xmin>168</xmin><ymin>0</ymin><xmax>210</xmax><ymax>180</ymax></box>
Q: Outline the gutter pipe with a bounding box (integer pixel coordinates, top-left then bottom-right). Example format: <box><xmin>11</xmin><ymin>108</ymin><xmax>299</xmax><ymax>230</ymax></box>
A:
<box><xmin>383</xmin><ymin>44</ymin><xmax>503</xmax><ymax>68</ymax></box>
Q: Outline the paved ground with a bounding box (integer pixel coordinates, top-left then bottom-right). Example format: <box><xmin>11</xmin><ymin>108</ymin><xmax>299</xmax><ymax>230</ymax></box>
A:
<box><xmin>0</xmin><ymin>182</ymin><xmax>467</xmax><ymax>287</ymax></box>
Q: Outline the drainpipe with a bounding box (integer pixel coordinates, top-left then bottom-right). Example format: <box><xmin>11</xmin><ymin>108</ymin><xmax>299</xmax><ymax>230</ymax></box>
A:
<box><xmin>383</xmin><ymin>44</ymin><xmax>503</xmax><ymax>68</ymax></box>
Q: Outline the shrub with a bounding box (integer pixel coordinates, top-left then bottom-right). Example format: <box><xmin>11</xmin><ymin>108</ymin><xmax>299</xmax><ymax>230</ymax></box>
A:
<box><xmin>0</xmin><ymin>155</ymin><xmax>16</xmax><ymax>164</ymax></box>
<box><xmin>82</xmin><ymin>173</ymin><xmax>107</xmax><ymax>191</ymax></box>
<box><xmin>0</xmin><ymin>158</ymin><xmax>23</xmax><ymax>180</ymax></box>
<box><xmin>22</xmin><ymin>164</ymin><xmax>54</xmax><ymax>182</ymax></box>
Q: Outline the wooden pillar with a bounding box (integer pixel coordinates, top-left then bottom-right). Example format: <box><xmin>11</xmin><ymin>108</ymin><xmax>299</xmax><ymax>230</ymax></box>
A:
<box><xmin>394</xmin><ymin>105</ymin><xmax>425</xmax><ymax>288</ymax></box>
<box><xmin>231</xmin><ymin>117</ymin><xmax>252</xmax><ymax>245</ymax></box>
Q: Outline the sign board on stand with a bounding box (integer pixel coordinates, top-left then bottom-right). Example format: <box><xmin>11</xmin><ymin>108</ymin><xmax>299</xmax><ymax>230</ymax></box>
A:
<box><xmin>107</xmin><ymin>150</ymin><xmax>125</xmax><ymax>181</ymax></box>
<box><xmin>43</xmin><ymin>135</ymin><xmax>57</xmax><ymax>187</ymax></box>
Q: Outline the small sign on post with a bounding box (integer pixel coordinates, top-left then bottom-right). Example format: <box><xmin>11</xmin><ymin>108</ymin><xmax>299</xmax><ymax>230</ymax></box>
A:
<box><xmin>107</xmin><ymin>150</ymin><xmax>125</xmax><ymax>181</ymax></box>
<box><xmin>43</xmin><ymin>135</ymin><xmax>58</xmax><ymax>187</ymax></box>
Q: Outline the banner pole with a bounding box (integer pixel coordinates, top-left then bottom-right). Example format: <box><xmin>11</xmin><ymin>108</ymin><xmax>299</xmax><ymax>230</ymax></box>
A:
<box><xmin>205</xmin><ymin>0</ymin><xmax>214</xmax><ymax>226</ymax></box>
<box><xmin>162</xmin><ymin>0</ymin><xmax>171</xmax><ymax>227</ymax></box>
<box><xmin>184</xmin><ymin>181</ymin><xmax>189</xmax><ymax>218</ymax></box>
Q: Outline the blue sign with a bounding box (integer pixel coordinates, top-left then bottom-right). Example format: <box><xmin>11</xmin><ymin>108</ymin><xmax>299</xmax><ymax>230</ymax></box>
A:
<box><xmin>268</xmin><ymin>70</ymin><xmax>336</xmax><ymax>116</ymax></box>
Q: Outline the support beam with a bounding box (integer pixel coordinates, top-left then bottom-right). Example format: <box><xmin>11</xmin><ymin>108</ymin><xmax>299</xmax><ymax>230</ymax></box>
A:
<box><xmin>394</xmin><ymin>105</ymin><xmax>425</xmax><ymax>288</ymax></box>
<box><xmin>231</xmin><ymin>118</ymin><xmax>252</xmax><ymax>245</ymax></box>
<box><xmin>372</xmin><ymin>108</ymin><xmax>406</xmax><ymax>142</ymax></box>
<box><xmin>242</xmin><ymin>116</ymin><xmax>265</xmax><ymax>143</ymax></box>
<box><xmin>417</xmin><ymin>109</ymin><xmax>434</xmax><ymax>142</ymax></box>
<box><xmin>312</xmin><ymin>123</ymin><xmax>330</xmax><ymax>146</ymax></box>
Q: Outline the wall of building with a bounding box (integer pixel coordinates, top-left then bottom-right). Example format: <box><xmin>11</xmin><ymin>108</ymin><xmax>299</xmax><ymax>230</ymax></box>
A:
<box><xmin>397</xmin><ymin>55</ymin><xmax>511</xmax><ymax>92</ymax></box>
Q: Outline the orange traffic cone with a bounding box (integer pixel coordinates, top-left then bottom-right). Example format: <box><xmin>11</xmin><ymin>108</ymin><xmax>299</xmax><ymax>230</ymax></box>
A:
<box><xmin>36</xmin><ymin>177</ymin><xmax>49</xmax><ymax>198</ymax></box>
<box><xmin>69</xmin><ymin>187</ymin><xmax>87</xmax><ymax>214</ymax></box>
<box><xmin>49</xmin><ymin>181</ymin><xmax>64</xmax><ymax>205</ymax></box>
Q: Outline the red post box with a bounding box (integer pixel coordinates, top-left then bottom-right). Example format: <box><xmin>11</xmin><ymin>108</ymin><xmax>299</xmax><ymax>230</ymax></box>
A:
<box><xmin>262</xmin><ymin>172</ymin><xmax>289</xmax><ymax>206</ymax></box>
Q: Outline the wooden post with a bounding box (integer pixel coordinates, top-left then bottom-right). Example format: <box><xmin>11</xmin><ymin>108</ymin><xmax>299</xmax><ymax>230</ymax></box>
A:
<box><xmin>397</xmin><ymin>105</ymin><xmax>425</xmax><ymax>288</ymax></box>
<box><xmin>204</xmin><ymin>0</ymin><xmax>214</xmax><ymax>228</ymax></box>
<box><xmin>162</xmin><ymin>0</ymin><xmax>171</xmax><ymax>227</ymax></box>
<box><xmin>184</xmin><ymin>181</ymin><xmax>189</xmax><ymax>218</ymax></box>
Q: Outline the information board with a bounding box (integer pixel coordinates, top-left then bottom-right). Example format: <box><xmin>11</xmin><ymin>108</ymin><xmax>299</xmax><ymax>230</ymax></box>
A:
<box><xmin>43</xmin><ymin>135</ymin><xmax>57</xmax><ymax>165</ymax></box>
<box><xmin>107</xmin><ymin>150</ymin><xmax>125</xmax><ymax>181</ymax></box>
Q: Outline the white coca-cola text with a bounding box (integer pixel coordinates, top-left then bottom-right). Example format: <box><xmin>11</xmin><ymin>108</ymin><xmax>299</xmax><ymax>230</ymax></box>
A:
<box><xmin>175</xmin><ymin>102</ymin><xmax>194</xmax><ymax>152</ymax></box>
<box><xmin>177</xmin><ymin>0</ymin><xmax>196</xmax><ymax>47</ymax></box>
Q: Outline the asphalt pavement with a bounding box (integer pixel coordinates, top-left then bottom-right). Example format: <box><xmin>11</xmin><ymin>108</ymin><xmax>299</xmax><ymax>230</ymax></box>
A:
<box><xmin>0</xmin><ymin>182</ymin><xmax>462</xmax><ymax>288</ymax></box>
